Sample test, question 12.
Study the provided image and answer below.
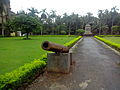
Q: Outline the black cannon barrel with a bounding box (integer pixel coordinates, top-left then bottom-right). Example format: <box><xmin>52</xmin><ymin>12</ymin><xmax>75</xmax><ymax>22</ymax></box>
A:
<box><xmin>41</xmin><ymin>41</ymin><xmax>69</xmax><ymax>53</ymax></box>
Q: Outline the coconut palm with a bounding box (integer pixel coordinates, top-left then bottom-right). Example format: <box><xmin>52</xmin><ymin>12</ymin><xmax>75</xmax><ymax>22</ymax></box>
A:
<box><xmin>27</xmin><ymin>7</ymin><xmax>39</xmax><ymax>17</ymax></box>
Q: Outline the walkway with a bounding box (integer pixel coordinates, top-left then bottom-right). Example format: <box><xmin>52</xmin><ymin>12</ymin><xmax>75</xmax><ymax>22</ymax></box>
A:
<box><xmin>26</xmin><ymin>37</ymin><xmax>120</xmax><ymax>90</ymax></box>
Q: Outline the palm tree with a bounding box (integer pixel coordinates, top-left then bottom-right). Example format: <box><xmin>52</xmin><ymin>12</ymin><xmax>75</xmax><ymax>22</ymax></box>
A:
<box><xmin>27</xmin><ymin>7</ymin><xmax>39</xmax><ymax>17</ymax></box>
<box><xmin>40</xmin><ymin>8</ymin><xmax>48</xmax><ymax>20</ymax></box>
<box><xmin>62</xmin><ymin>13</ymin><xmax>71</xmax><ymax>35</ymax></box>
<box><xmin>39</xmin><ymin>9</ymin><xmax>48</xmax><ymax>35</ymax></box>
<box><xmin>98</xmin><ymin>10</ymin><xmax>104</xmax><ymax>35</ymax></box>
<box><xmin>50</xmin><ymin>10</ymin><xmax>57</xmax><ymax>34</ymax></box>
<box><xmin>110</xmin><ymin>6</ymin><xmax>119</xmax><ymax>34</ymax></box>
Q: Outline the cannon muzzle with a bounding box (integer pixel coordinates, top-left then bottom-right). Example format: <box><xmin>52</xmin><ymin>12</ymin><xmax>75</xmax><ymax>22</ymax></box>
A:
<box><xmin>41</xmin><ymin>41</ymin><xmax>69</xmax><ymax>53</ymax></box>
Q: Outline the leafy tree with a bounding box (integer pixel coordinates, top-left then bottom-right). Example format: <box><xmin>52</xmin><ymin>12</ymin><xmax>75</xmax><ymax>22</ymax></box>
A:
<box><xmin>97</xmin><ymin>7</ymin><xmax>119</xmax><ymax>35</ymax></box>
<box><xmin>3</xmin><ymin>6</ymin><xmax>120</xmax><ymax>36</ymax></box>
<box><xmin>7</xmin><ymin>14</ymin><xmax>42</xmax><ymax>39</ymax></box>
<box><xmin>76</xmin><ymin>29</ymin><xmax>85</xmax><ymax>35</ymax></box>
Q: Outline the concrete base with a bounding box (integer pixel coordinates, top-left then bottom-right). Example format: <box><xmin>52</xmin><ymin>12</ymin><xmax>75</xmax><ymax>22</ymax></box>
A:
<box><xmin>47</xmin><ymin>53</ymin><xmax>70</xmax><ymax>73</ymax></box>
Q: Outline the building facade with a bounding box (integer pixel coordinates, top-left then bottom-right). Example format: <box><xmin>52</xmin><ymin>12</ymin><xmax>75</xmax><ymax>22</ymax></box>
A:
<box><xmin>0</xmin><ymin>0</ymin><xmax>11</xmax><ymax>35</ymax></box>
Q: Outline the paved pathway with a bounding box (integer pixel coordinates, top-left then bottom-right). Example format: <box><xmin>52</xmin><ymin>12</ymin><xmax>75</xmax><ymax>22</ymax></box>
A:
<box><xmin>26</xmin><ymin>37</ymin><xmax>120</xmax><ymax>90</ymax></box>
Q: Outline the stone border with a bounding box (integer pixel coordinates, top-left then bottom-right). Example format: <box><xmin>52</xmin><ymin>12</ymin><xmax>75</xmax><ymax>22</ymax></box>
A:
<box><xmin>69</xmin><ymin>37</ymin><xmax>83</xmax><ymax>53</ymax></box>
<box><xmin>94</xmin><ymin>37</ymin><xmax>120</xmax><ymax>56</ymax></box>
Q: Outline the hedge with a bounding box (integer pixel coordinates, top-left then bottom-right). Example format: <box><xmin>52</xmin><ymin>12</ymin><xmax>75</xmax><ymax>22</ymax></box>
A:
<box><xmin>0</xmin><ymin>35</ymin><xmax>3</xmax><ymax>38</ymax></box>
<box><xmin>94</xmin><ymin>36</ymin><xmax>120</xmax><ymax>52</ymax></box>
<box><xmin>0</xmin><ymin>35</ymin><xmax>82</xmax><ymax>89</ymax></box>
<box><xmin>98</xmin><ymin>35</ymin><xmax>120</xmax><ymax>37</ymax></box>
<box><xmin>64</xmin><ymin>36</ymin><xmax>82</xmax><ymax>48</ymax></box>
<box><xmin>0</xmin><ymin>54</ymin><xmax>47</xmax><ymax>89</ymax></box>
<box><xmin>30</xmin><ymin>35</ymin><xmax>76</xmax><ymax>37</ymax></box>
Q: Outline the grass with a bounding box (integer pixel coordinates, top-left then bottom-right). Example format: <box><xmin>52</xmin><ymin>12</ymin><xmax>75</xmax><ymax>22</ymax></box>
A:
<box><xmin>102</xmin><ymin>37</ymin><xmax>120</xmax><ymax>44</ymax></box>
<box><xmin>0</xmin><ymin>36</ymin><xmax>76</xmax><ymax>75</ymax></box>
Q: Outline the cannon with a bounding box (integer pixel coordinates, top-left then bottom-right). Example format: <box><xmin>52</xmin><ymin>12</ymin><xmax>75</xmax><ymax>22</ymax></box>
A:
<box><xmin>41</xmin><ymin>41</ymin><xmax>69</xmax><ymax>53</ymax></box>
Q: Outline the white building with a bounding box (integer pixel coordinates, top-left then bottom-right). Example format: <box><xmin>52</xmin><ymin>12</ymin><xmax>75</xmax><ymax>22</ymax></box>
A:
<box><xmin>0</xmin><ymin>0</ymin><xmax>11</xmax><ymax>35</ymax></box>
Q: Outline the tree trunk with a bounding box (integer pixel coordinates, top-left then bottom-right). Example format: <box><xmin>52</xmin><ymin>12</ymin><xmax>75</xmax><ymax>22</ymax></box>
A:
<box><xmin>75</xmin><ymin>24</ymin><xmax>78</xmax><ymax>35</ymax></box>
<box><xmin>111</xmin><ymin>18</ymin><xmax>114</xmax><ymax>35</ymax></box>
<box><xmin>26</xmin><ymin>32</ymin><xmax>29</xmax><ymax>39</ymax></box>
<box><xmin>41</xmin><ymin>29</ymin><xmax>43</xmax><ymax>35</ymax></box>
<box><xmin>68</xmin><ymin>23</ymin><xmax>71</xmax><ymax>35</ymax></box>
<box><xmin>68</xmin><ymin>26</ymin><xmax>70</xmax><ymax>35</ymax></box>
<box><xmin>99</xmin><ymin>21</ymin><xmax>102</xmax><ymax>35</ymax></box>
<box><xmin>1</xmin><ymin>13</ymin><xmax>4</xmax><ymax>36</ymax></box>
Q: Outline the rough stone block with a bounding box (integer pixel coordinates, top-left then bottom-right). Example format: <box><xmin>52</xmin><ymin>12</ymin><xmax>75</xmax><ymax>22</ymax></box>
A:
<box><xmin>47</xmin><ymin>53</ymin><xmax>70</xmax><ymax>73</ymax></box>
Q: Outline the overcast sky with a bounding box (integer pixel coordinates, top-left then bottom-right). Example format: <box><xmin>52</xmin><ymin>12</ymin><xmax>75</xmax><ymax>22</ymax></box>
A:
<box><xmin>10</xmin><ymin>0</ymin><xmax>120</xmax><ymax>17</ymax></box>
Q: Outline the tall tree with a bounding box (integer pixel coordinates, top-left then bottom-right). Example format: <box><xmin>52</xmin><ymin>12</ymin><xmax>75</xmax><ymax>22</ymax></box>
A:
<box><xmin>98</xmin><ymin>10</ymin><xmax>104</xmax><ymax>35</ymax></box>
<box><xmin>50</xmin><ymin>10</ymin><xmax>57</xmax><ymax>34</ymax></box>
<box><xmin>27</xmin><ymin>7</ymin><xmax>39</xmax><ymax>17</ymax></box>
<box><xmin>110</xmin><ymin>6</ymin><xmax>119</xmax><ymax>34</ymax></box>
<box><xmin>7</xmin><ymin>14</ymin><xmax>42</xmax><ymax>39</ymax></box>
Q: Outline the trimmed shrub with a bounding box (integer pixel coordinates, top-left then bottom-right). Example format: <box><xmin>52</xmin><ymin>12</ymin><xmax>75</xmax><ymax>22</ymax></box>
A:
<box><xmin>64</xmin><ymin>36</ymin><xmax>82</xmax><ymax>48</ymax></box>
<box><xmin>60</xmin><ymin>30</ymin><xmax>67</xmax><ymax>35</ymax></box>
<box><xmin>112</xmin><ymin>26</ymin><xmax>120</xmax><ymax>35</ymax></box>
<box><xmin>98</xmin><ymin>35</ymin><xmax>120</xmax><ymax>37</ymax></box>
<box><xmin>30</xmin><ymin>35</ymin><xmax>76</xmax><ymax>37</ymax></box>
<box><xmin>76</xmin><ymin>29</ymin><xmax>85</xmax><ymax>35</ymax></box>
<box><xmin>0</xmin><ymin>58</ymin><xmax>46</xmax><ymax>89</ymax></box>
<box><xmin>94</xmin><ymin>36</ymin><xmax>120</xmax><ymax>51</ymax></box>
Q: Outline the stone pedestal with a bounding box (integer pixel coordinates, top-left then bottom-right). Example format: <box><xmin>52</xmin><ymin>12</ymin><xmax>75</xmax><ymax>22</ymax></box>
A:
<box><xmin>47</xmin><ymin>53</ymin><xmax>70</xmax><ymax>73</ymax></box>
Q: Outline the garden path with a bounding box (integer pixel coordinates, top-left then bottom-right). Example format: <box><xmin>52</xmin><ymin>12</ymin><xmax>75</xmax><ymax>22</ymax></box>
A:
<box><xmin>26</xmin><ymin>37</ymin><xmax>120</xmax><ymax>90</ymax></box>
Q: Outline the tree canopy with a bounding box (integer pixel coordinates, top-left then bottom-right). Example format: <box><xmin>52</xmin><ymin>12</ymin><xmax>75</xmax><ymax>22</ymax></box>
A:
<box><xmin>2</xmin><ymin>6</ymin><xmax>120</xmax><ymax>36</ymax></box>
<box><xmin>7</xmin><ymin>14</ymin><xmax>42</xmax><ymax>39</ymax></box>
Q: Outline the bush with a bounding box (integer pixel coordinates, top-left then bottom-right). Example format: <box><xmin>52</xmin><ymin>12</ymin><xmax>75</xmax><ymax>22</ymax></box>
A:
<box><xmin>0</xmin><ymin>35</ymin><xmax>3</xmax><ymax>38</ymax></box>
<box><xmin>112</xmin><ymin>26</ymin><xmax>120</xmax><ymax>31</ymax></box>
<box><xmin>98</xmin><ymin>35</ymin><xmax>120</xmax><ymax>37</ymax></box>
<box><xmin>60</xmin><ymin>30</ymin><xmax>66</xmax><ymax>35</ymax></box>
<box><xmin>112</xmin><ymin>26</ymin><xmax>120</xmax><ymax>35</ymax></box>
<box><xmin>101</xmin><ymin>25</ymin><xmax>109</xmax><ymax>35</ymax></box>
<box><xmin>30</xmin><ymin>35</ymin><xmax>76</xmax><ymax>37</ymax></box>
<box><xmin>94</xmin><ymin>36</ymin><xmax>120</xmax><ymax>51</ymax></box>
<box><xmin>76</xmin><ymin>29</ymin><xmax>85</xmax><ymax>35</ymax></box>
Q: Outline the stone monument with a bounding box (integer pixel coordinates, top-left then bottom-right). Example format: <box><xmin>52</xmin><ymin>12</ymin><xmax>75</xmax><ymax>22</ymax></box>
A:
<box><xmin>84</xmin><ymin>24</ymin><xmax>92</xmax><ymax>36</ymax></box>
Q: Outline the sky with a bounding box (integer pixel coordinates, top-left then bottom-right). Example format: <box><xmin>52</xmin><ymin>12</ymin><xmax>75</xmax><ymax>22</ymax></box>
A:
<box><xmin>10</xmin><ymin>0</ymin><xmax>120</xmax><ymax>17</ymax></box>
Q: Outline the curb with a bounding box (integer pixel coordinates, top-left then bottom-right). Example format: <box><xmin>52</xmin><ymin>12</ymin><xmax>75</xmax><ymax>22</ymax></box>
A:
<box><xmin>69</xmin><ymin>37</ymin><xmax>83</xmax><ymax>53</ymax></box>
<box><xmin>94</xmin><ymin>37</ymin><xmax>120</xmax><ymax>56</ymax></box>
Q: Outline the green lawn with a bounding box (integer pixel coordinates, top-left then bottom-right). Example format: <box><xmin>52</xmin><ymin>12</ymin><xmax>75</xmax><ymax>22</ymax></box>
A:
<box><xmin>0</xmin><ymin>36</ymin><xmax>76</xmax><ymax>75</ymax></box>
<box><xmin>102</xmin><ymin>37</ymin><xmax>120</xmax><ymax>44</ymax></box>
